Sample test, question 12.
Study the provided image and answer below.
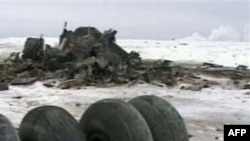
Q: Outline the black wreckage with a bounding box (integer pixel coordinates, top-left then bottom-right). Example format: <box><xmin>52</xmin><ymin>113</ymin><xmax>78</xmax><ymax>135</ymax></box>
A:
<box><xmin>0</xmin><ymin>24</ymin><xmax>179</xmax><ymax>88</ymax></box>
<box><xmin>0</xmin><ymin>23</ymin><xmax>249</xmax><ymax>90</ymax></box>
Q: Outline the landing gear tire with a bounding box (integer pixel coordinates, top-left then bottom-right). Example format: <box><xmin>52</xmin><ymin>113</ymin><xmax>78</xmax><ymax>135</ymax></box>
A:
<box><xmin>129</xmin><ymin>95</ymin><xmax>189</xmax><ymax>141</ymax></box>
<box><xmin>0</xmin><ymin>114</ymin><xmax>20</xmax><ymax>141</ymax></box>
<box><xmin>79</xmin><ymin>99</ymin><xmax>153</xmax><ymax>141</ymax></box>
<box><xmin>18</xmin><ymin>106</ymin><xmax>86</xmax><ymax>141</ymax></box>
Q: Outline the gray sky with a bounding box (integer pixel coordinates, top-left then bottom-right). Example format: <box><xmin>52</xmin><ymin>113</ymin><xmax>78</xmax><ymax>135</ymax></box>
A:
<box><xmin>0</xmin><ymin>0</ymin><xmax>249</xmax><ymax>40</ymax></box>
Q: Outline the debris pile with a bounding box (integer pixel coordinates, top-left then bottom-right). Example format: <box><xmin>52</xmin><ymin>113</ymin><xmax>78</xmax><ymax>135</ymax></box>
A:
<box><xmin>0</xmin><ymin>25</ymin><xmax>249</xmax><ymax>90</ymax></box>
<box><xmin>0</xmin><ymin>25</ymin><xmax>182</xmax><ymax>88</ymax></box>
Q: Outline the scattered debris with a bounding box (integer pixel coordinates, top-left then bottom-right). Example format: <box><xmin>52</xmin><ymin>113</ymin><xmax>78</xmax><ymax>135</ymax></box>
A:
<box><xmin>150</xmin><ymin>80</ymin><xmax>166</xmax><ymax>87</ymax></box>
<box><xmin>216</xmin><ymin>128</ymin><xmax>223</xmax><ymax>132</ymax></box>
<box><xmin>215</xmin><ymin>136</ymin><xmax>219</xmax><ymax>140</ymax></box>
<box><xmin>10</xmin><ymin>77</ymin><xmax>37</xmax><ymax>85</ymax></box>
<box><xmin>181</xmin><ymin>85</ymin><xmax>203</xmax><ymax>91</ymax></box>
<box><xmin>244</xmin><ymin>92</ymin><xmax>250</xmax><ymax>95</ymax></box>
<box><xmin>57</xmin><ymin>79</ymin><xmax>84</xmax><ymax>89</ymax></box>
<box><xmin>75</xmin><ymin>103</ymin><xmax>81</xmax><ymax>107</ymax></box>
<box><xmin>0</xmin><ymin>25</ymin><xmax>182</xmax><ymax>89</ymax></box>
<box><xmin>236</xmin><ymin>65</ymin><xmax>248</xmax><ymax>71</ymax></box>
<box><xmin>188</xmin><ymin>134</ymin><xmax>194</xmax><ymax>138</ymax></box>
<box><xmin>243</xmin><ymin>83</ymin><xmax>250</xmax><ymax>89</ymax></box>
<box><xmin>202</xmin><ymin>62</ymin><xmax>223</xmax><ymax>68</ymax></box>
<box><xmin>43</xmin><ymin>80</ymin><xmax>58</xmax><ymax>88</ymax></box>
<box><xmin>0</xmin><ymin>25</ymin><xmax>249</xmax><ymax>90</ymax></box>
<box><xmin>179</xmin><ymin>43</ymin><xmax>188</xmax><ymax>46</ymax></box>
<box><xmin>13</xmin><ymin>96</ymin><xmax>23</xmax><ymax>99</ymax></box>
<box><xmin>0</xmin><ymin>83</ymin><xmax>9</xmax><ymax>91</ymax></box>
<box><xmin>22</xmin><ymin>38</ymin><xmax>44</xmax><ymax>61</ymax></box>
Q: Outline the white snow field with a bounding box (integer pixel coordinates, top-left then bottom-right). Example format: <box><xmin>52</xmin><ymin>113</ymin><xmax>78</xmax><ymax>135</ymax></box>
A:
<box><xmin>0</xmin><ymin>38</ymin><xmax>250</xmax><ymax>141</ymax></box>
<box><xmin>1</xmin><ymin>38</ymin><xmax>250</xmax><ymax>67</ymax></box>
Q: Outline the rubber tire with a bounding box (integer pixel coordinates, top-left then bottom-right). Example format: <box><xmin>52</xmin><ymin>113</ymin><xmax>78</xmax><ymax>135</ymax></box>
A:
<box><xmin>0</xmin><ymin>114</ymin><xmax>20</xmax><ymax>141</ymax></box>
<box><xmin>79</xmin><ymin>99</ymin><xmax>153</xmax><ymax>141</ymax></box>
<box><xmin>129</xmin><ymin>95</ymin><xmax>189</xmax><ymax>141</ymax></box>
<box><xmin>19</xmin><ymin>106</ymin><xmax>86</xmax><ymax>141</ymax></box>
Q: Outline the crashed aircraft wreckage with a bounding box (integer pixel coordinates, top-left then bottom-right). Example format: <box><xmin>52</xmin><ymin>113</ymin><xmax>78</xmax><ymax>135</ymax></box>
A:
<box><xmin>0</xmin><ymin>23</ymin><xmax>249</xmax><ymax>90</ymax></box>
<box><xmin>0</xmin><ymin>23</ymin><xmax>179</xmax><ymax>88</ymax></box>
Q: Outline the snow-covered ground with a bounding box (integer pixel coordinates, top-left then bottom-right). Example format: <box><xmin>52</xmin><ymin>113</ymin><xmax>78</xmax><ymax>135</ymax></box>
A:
<box><xmin>0</xmin><ymin>83</ymin><xmax>249</xmax><ymax>141</ymax></box>
<box><xmin>119</xmin><ymin>39</ymin><xmax>250</xmax><ymax>68</ymax></box>
<box><xmin>1</xmin><ymin>38</ymin><xmax>250</xmax><ymax>67</ymax></box>
<box><xmin>0</xmin><ymin>38</ymin><xmax>250</xmax><ymax>141</ymax></box>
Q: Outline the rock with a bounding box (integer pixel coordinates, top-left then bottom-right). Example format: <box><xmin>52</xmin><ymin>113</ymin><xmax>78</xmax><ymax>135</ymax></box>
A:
<box><xmin>10</xmin><ymin>77</ymin><xmax>37</xmax><ymax>85</ymax></box>
<box><xmin>0</xmin><ymin>83</ymin><xmax>9</xmax><ymax>91</ymax></box>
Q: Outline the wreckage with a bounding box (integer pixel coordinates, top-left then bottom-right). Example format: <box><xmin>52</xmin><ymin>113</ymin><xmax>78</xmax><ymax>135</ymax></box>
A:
<box><xmin>0</xmin><ymin>23</ymin><xmax>250</xmax><ymax>90</ymax></box>
<box><xmin>0</xmin><ymin>24</ymin><xmax>179</xmax><ymax>88</ymax></box>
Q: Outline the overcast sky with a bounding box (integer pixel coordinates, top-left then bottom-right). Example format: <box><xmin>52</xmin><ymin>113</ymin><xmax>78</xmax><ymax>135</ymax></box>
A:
<box><xmin>0</xmin><ymin>0</ymin><xmax>249</xmax><ymax>40</ymax></box>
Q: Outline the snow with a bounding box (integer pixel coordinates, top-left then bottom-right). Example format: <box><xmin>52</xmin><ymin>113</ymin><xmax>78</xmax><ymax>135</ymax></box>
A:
<box><xmin>1</xmin><ymin>38</ymin><xmax>249</xmax><ymax>67</ymax></box>
<box><xmin>0</xmin><ymin>38</ymin><xmax>250</xmax><ymax>141</ymax></box>
<box><xmin>118</xmin><ymin>39</ymin><xmax>250</xmax><ymax>67</ymax></box>
<box><xmin>0</xmin><ymin>83</ymin><xmax>249</xmax><ymax>141</ymax></box>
